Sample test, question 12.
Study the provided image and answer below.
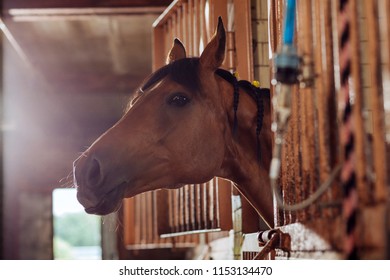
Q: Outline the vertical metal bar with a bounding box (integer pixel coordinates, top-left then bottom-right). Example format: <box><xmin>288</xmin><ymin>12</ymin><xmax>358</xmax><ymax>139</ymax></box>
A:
<box><xmin>269</xmin><ymin>0</ymin><xmax>283</xmax><ymax>226</ymax></box>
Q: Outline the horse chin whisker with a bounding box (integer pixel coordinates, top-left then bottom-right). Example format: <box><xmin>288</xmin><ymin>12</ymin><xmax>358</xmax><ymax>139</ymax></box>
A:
<box><xmin>58</xmin><ymin>170</ymin><xmax>76</xmax><ymax>189</ymax></box>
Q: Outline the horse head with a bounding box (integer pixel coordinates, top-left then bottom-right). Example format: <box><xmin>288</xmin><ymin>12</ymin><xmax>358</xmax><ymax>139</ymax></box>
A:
<box><xmin>73</xmin><ymin>17</ymin><xmax>273</xmax><ymax>227</ymax></box>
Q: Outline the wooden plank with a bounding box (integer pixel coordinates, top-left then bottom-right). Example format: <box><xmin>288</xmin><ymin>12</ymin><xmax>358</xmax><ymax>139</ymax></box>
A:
<box><xmin>187</xmin><ymin>0</ymin><xmax>194</xmax><ymax>55</ymax></box>
<box><xmin>134</xmin><ymin>195</ymin><xmax>141</xmax><ymax>244</ymax></box>
<box><xmin>6</xmin><ymin>7</ymin><xmax>166</xmax><ymax>21</ymax></box>
<box><xmin>174</xmin><ymin>189</ymin><xmax>180</xmax><ymax>233</ymax></box>
<box><xmin>349</xmin><ymin>0</ymin><xmax>370</xmax><ymax>204</ymax></box>
<box><xmin>179</xmin><ymin>188</ymin><xmax>185</xmax><ymax>232</ymax></box>
<box><xmin>209</xmin><ymin>179</ymin><xmax>215</xmax><ymax>228</ymax></box>
<box><xmin>364</xmin><ymin>0</ymin><xmax>388</xmax><ymax>202</ymax></box>
<box><xmin>386</xmin><ymin>0</ymin><xmax>390</xmax><ymax>74</ymax></box>
<box><xmin>195</xmin><ymin>183</ymin><xmax>202</xmax><ymax>230</ymax></box>
<box><xmin>152</xmin><ymin>26</ymin><xmax>166</xmax><ymax>70</ymax></box>
<box><xmin>188</xmin><ymin>186</ymin><xmax>194</xmax><ymax>233</ymax></box>
<box><xmin>297</xmin><ymin>0</ymin><xmax>315</xmax><ymax>222</ymax></box>
<box><xmin>153</xmin><ymin>0</ymin><xmax>180</xmax><ymax>27</ymax></box>
<box><xmin>200</xmin><ymin>0</ymin><xmax>208</xmax><ymax>52</ymax></box>
<box><xmin>233</xmin><ymin>0</ymin><xmax>253</xmax><ymax>81</ymax></box>
<box><xmin>123</xmin><ymin>198</ymin><xmax>135</xmax><ymax>246</ymax></box>
<box><xmin>169</xmin><ymin>189</ymin><xmax>175</xmax><ymax>233</ymax></box>
<box><xmin>291</xmin><ymin>86</ymin><xmax>301</xmax><ymax>223</ymax></box>
<box><xmin>322</xmin><ymin>0</ymin><xmax>340</xmax><ymax>217</ymax></box>
<box><xmin>146</xmin><ymin>192</ymin><xmax>154</xmax><ymax>243</ymax></box>
<box><xmin>156</xmin><ymin>190</ymin><xmax>170</xmax><ymax>236</ymax></box>
<box><xmin>312</xmin><ymin>0</ymin><xmax>339</xmax><ymax>218</ymax></box>
<box><xmin>202</xmin><ymin>183</ymin><xmax>208</xmax><ymax>228</ymax></box>
<box><xmin>183</xmin><ymin>185</ymin><xmax>190</xmax><ymax>231</ymax></box>
<box><xmin>193</xmin><ymin>0</ymin><xmax>201</xmax><ymax>56</ymax></box>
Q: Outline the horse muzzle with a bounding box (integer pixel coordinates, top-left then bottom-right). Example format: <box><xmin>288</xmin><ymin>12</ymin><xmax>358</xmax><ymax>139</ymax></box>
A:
<box><xmin>73</xmin><ymin>153</ymin><xmax>127</xmax><ymax>215</ymax></box>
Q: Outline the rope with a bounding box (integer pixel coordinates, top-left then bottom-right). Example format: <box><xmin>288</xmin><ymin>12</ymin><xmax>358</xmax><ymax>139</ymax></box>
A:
<box><xmin>338</xmin><ymin>0</ymin><xmax>358</xmax><ymax>259</ymax></box>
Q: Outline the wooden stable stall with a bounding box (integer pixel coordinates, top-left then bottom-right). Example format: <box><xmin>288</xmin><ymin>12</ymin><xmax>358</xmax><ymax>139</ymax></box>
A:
<box><xmin>121</xmin><ymin>0</ymin><xmax>265</xmax><ymax>260</ymax></box>
<box><xmin>266</xmin><ymin>0</ymin><xmax>390</xmax><ymax>259</ymax></box>
<box><xmin>121</xmin><ymin>0</ymin><xmax>390</xmax><ymax>259</ymax></box>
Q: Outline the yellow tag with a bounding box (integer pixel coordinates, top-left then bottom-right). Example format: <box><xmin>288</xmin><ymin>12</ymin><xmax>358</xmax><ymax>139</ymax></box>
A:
<box><xmin>233</xmin><ymin>71</ymin><xmax>240</xmax><ymax>79</ymax></box>
<box><xmin>252</xmin><ymin>80</ymin><xmax>260</xmax><ymax>88</ymax></box>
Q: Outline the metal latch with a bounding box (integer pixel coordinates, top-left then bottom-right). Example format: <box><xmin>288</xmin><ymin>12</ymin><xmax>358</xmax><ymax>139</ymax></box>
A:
<box><xmin>253</xmin><ymin>229</ymin><xmax>291</xmax><ymax>259</ymax></box>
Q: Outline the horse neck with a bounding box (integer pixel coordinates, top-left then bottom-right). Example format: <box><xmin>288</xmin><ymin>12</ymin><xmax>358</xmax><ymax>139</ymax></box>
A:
<box><xmin>216</xmin><ymin>74</ymin><xmax>274</xmax><ymax>228</ymax></box>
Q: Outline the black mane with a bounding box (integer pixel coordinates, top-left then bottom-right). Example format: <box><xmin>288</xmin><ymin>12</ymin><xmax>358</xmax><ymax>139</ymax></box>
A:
<box><xmin>141</xmin><ymin>58</ymin><xmax>200</xmax><ymax>92</ymax></box>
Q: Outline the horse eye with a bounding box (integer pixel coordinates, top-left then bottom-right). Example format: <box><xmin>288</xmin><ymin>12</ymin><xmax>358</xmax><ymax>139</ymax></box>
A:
<box><xmin>167</xmin><ymin>94</ymin><xmax>191</xmax><ymax>107</ymax></box>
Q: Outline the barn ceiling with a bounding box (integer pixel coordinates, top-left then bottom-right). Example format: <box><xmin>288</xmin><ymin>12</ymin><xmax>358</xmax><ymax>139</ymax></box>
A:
<box><xmin>1</xmin><ymin>0</ymin><xmax>172</xmax><ymax>191</ymax></box>
<box><xmin>2</xmin><ymin>0</ymin><xmax>172</xmax><ymax>94</ymax></box>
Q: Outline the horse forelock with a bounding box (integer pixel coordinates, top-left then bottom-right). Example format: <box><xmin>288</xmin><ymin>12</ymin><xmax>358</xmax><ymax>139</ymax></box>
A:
<box><xmin>124</xmin><ymin>58</ymin><xmax>202</xmax><ymax>113</ymax></box>
<box><xmin>140</xmin><ymin>57</ymin><xmax>201</xmax><ymax>93</ymax></box>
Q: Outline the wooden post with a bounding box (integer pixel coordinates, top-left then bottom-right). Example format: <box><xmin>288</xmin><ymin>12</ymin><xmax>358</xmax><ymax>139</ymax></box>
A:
<box><xmin>296</xmin><ymin>0</ymin><xmax>316</xmax><ymax>221</ymax></box>
<box><xmin>348</xmin><ymin>0</ymin><xmax>370</xmax><ymax>204</ymax></box>
<box><xmin>364</xmin><ymin>0</ymin><xmax>388</xmax><ymax>202</ymax></box>
<box><xmin>233</xmin><ymin>0</ymin><xmax>253</xmax><ymax>81</ymax></box>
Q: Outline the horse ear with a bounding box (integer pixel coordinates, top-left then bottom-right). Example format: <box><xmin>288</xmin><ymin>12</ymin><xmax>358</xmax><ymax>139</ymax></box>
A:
<box><xmin>200</xmin><ymin>16</ymin><xmax>226</xmax><ymax>70</ymax></box>
<box><xmin>166</xmin><ymin>38</ymin><xmax>186</xmax><ymax>64</ymax></box>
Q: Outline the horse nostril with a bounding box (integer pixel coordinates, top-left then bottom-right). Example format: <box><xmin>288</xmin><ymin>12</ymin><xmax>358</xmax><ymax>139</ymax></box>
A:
<box><xmin>86</xmin><ymin>158</ymin><xmax>104</xmax><ymax>188</ymax></box>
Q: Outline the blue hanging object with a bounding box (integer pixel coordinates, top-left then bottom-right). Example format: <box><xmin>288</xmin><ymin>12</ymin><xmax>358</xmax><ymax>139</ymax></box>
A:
<box><xmin>283</xmin><ymin>0</ymin><xmax>297</xmax><ymax>46</ymax></box>
<box><xmin>273</xmin><ymin>0</ymin><xmax>299</xmax><ymax>85</ymax></box>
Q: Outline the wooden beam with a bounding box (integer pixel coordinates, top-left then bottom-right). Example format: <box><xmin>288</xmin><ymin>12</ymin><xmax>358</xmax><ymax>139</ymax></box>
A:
<box><xmin>3</xmin><ymin>0</ymin><xmax>172</xmax><ymax>10</ymax></box>
<box><xmin>2</xmin><ymin>0</ymin><xmax>171</xmax><ymax>21</ymax></box>
<box><xmin>5</xmin><ymin>7</ymin><xmax>166</xmax><ymax>21</ymax></box>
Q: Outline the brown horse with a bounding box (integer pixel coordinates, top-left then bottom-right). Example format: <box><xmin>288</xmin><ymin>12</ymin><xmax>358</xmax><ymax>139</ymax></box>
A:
<box><xmin>73</xmin><ymin>18</ymin><xmax>274</xmax><ymax>228</ymax></box>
